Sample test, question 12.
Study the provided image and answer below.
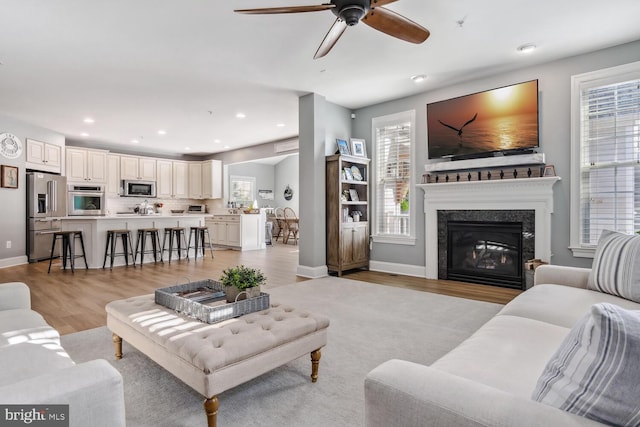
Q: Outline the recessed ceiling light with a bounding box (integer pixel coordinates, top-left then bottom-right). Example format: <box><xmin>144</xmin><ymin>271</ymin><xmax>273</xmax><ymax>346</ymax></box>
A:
<box><xmin>223</xmin><ymin>145</ymin><xmax>230</xmax><ymax>149</ymax></box>
<box><xmin>411</xmin><ymin>74</ymin><xmax>427</xmax><ymax>83</ymax></box>
<box><xmin>235</xmin><ymin>113</ymin><xmax>246</xmax><ymax>119</ymax></box>
<box><xmin>80</xmin><ymin>132</ymin><xmax>89</xmax><ymax>137</ymax></box>
<box><xmin>185</xmin><ymin>147</ymin><xmax>191</xmax><ymax>151</ymax></box>
<box><xmin>517</xmin><ymin>44</ymin><xmax>536</xmax><ymax>53</ymax></box>
<box><xmin>158</xmin><ymin>130</ymin><xmax>167</xmax><ymax>135</ymax></box>
<box><xmin>214</xmin><ymin>139</ymin><xmax>221</xmax><ymax>143</ymax></box>
<box><xmin>276</xmin><ymin>123</ymin><xmax>285</xmax><ymax>127</ymax></box>
<box><xmin>131</xmin><ymin>139</ymin><xmax>140</xmax><ymax>144</ymax></box>
<box><xmin>83</xmin><ymin>117</ymin><xmax>95</xmax><ymax>124</ymax></box>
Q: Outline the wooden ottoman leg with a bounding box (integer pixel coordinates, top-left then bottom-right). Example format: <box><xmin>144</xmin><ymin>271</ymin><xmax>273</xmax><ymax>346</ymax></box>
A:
<box><xmin>112</xmin><ymin>333</ymin><xmax>123</xmax><ymax>360</ymax></box>
<box><xmin>204</xmin><ymin>396</ymin><xmax>219</xmax><ymax>427</ymax></box>
<box><xmin>310</xmin><ymin>349</ymin><xmax>322</xmax><ymax>383</ymax></box>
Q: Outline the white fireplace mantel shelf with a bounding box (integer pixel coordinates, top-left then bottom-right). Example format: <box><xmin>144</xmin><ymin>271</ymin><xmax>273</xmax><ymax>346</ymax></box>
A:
<box><xmin>416</xmin><ymin>176</ymin><xmax>561</xmax><ymax>280</ymax></box>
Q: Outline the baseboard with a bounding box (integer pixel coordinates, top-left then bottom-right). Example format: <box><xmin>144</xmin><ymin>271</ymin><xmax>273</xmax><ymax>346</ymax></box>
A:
<box><xmin>0</xmin><ymin>255</ymin><xmax>29</xmax><ymax>269</ymax></box>
<box><xmin>369</xmin><ymin>260</ymin><xmax>426</xmax><ymax>278</ymax></box>
<box><xmin>296</xmin><ymin>264</ymin><xmax>328</xmax><ymax>279</ymax></box>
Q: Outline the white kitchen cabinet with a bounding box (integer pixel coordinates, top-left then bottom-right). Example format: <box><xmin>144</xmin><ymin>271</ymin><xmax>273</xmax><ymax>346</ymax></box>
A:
<box><xmin>156</xmin><ymin>160</ymin><xmax>173</xmax><ymax>198</ymax></box>
<box><xmin>26</xmin><ymin>139</ymin><xmax>62</xmax><ymax>173</ymax></box>
<box><xmin>205</xmin><ymin>212</ymin><xmax>264</xmax><ymax>250</ymax></box>
<box><xmin>66</xmin><ymin>147</ymin><xmax>107</xmax><ymax>183</ymax></box>
<box><xmin>202</xmin><ymin>159</ymin><xmax>222</xmax><ymax>199</ymax></box>
<box><xmin>188</xmin><ymin>162</ymin><xmax>203</xmax><ymax>199</ymax></box>
<box><xmin>106</xmin><ymin>154</ymin><xmax>121</xmax><ymax>197</ymax></box>
<box><xmin>172</xmin><ymin>161</ymin><xmax>189</xmax><ymax>198</ymax></box>
<box><xmin>120</xmin><ymin>155</ymin><xmax>156</xmax><ymax>180</ymax></box>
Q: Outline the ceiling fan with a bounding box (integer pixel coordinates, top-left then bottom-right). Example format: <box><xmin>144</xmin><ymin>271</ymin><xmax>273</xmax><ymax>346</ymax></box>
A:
<box><xmin>234</xmin><ymin>0</ymin><xmax>430</xmax><ymax>59</ymax></box>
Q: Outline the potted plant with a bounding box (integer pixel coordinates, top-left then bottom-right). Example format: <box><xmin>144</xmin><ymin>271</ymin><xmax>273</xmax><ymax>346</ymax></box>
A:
<box><xmin>220</xmin><ymin>265</ymin><xmax>266</xmax><ymax>302</ymax></box>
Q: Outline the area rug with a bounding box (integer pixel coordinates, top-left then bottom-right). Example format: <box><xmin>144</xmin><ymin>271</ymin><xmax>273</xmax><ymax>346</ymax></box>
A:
<box><xmin>61</xmin><ymin>277</ymin><xmax>503</xmax><ymax>427</ymax></box>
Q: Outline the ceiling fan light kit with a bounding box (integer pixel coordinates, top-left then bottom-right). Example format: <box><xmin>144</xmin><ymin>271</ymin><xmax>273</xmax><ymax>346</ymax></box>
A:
<box><xmin>235</xmin><ymin>0</ymin><xmax>430</xmax><ymax>59</ymax></box>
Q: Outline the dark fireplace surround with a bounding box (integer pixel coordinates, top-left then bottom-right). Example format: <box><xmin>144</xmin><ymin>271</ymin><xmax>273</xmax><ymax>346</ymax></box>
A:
<box><xmin>438</xmin><ymin>210</ymin><xmax>535</xmax><ymax>290</ymax></box>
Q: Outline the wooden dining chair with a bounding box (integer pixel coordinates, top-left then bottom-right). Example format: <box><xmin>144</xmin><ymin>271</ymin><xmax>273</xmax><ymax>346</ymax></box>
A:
<box><xmin>283</xmin><ymin>207</ymin><xmax>299</xmax><ymax>245</ymax></box>
<box><xmin>273</xmin><ymin>207</ymin><xmax>285</xmax><ymax>241</ymax></box>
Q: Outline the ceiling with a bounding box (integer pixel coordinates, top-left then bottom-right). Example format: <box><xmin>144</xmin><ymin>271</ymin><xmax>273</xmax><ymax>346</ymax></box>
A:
<box><xmin>1</xmin><ymin>1</ymin><xmax>639</xmax><ymax>157</ymax></box>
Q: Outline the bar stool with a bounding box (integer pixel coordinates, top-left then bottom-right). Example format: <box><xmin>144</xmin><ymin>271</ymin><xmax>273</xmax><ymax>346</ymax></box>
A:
<box><xmin>47</xmin><ymin>230</ymin><xmax>88</xmax><ymax>273</ymax></box>
<box><xmin>187</xmin><ymin>226</ymin><xmax>214</xmax><ymax>260</ymax></box>
<box><xmin>103</xmin><ymin>229</ymin><xmax>136</xmax><ymax>270</ymax></box>
<box><xmin>134</xmin><ymin>228</ymin><xmax>163</xmax><ymax>265</ymax></box>
<box><xmin>162</xmin><ymin>227</ymin><xmax>188</xmax><ymax>263</ymax></box>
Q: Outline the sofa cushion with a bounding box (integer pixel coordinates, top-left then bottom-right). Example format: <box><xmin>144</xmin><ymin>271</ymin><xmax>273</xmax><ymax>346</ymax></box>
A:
<box><xmin>0</xmin><ymin>309</ymin><xmax>60</xmax><ymax>348</ymax></box>
<box><xmin>588</xmin><ymin>230</ymin><xmax>640</xmax><ymax>303</ymax></box>
<box><xmin>431</xmin><ymin>315</ymin><xmax>570</xmax><ymax>398</ymax></box>
<box><xmin>499</xmin><ymin>284</ymin><xmax>640</xmax><ymax>328</ymax></box>
<box><xmin>0</xmin><ymin>342</ymin><xmax>75</xmax><ymax>387</ymax></box>
<box><xmin>532</xmin><ymin>303</ymin><xmax>640</xmax><ymax>426</ymax></box>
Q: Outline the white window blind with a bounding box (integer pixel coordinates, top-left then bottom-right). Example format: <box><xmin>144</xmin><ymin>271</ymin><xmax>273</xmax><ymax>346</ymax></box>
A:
<box><xmin>373</xmin><ymin>111</ymin><xmax>414</xmax><ymax>238</ymax></box>
<box><xmin>578</xmin><ymin>75</ymin><xmax>640</xmax><ymax>245</ymax></box>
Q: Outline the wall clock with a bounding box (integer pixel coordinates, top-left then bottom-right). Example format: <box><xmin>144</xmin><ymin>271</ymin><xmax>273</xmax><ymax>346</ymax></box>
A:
<box><xmin>0</xmin><ymin>133</ymin><xmax>23</xmax><ymax>159</ymax></box>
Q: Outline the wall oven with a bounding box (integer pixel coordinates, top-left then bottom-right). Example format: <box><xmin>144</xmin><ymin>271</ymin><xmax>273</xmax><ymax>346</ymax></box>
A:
<box><xmin>122</xmin><ymin>180</ymin><xmax>156</xmax><ymax>197</ymax></box>
<box><xmin>68</xmin><ymin>184</ymin><xmax>105</xmax><ymax>216</ymax></box>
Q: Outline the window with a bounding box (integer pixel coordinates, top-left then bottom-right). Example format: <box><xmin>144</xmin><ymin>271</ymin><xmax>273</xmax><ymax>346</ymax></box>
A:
<box><xmin>229</xmin><ymin>175</ymin><xmax>256</xmax><ymax>207</ymax></box>
<box><xmin>570</xmin><ymin>61</ymin><xmax>640</xmax><ymax>257</ymax></box>
<box><xmin>372</xmin><ymin>110</ymin><xmax>416</xmax><ymax>244</ymax></box>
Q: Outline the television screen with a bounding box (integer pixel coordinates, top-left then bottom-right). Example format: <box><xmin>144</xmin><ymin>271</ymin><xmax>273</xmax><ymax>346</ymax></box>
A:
<box><xmin>427</xmin><ymin>80</ymin><xmax>539</xmax><ymax>159</ymax></box>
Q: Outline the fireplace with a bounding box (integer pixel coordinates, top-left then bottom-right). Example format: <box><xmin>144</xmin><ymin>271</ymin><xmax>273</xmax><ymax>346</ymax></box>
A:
<box><xmin>438</xmin><ymin>210</ymin><xmax>535</xmax><ymax>290</ymax></box>
<box><xmin>418</xmin><ymin>176</ymin><xmax>560</xmax><ymax>283</ymax></box>
<box><xmin>447</xmin><ymin>222</ymin><xmax>523</xmax><ymax>288</ymax></box>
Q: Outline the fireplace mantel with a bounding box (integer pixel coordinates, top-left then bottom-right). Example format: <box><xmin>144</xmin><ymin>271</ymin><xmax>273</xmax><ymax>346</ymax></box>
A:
<box><xmin>416</xmin><ymin>176</ymin><xmax>561</xmax><ymax>280</ymax></box>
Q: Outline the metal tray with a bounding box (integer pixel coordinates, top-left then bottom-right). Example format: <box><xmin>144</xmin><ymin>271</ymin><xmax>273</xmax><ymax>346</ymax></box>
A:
<box><xmin>155</xmin><ymin>279</ymin><xmax>270</xmax><ymax>324</ymax></box>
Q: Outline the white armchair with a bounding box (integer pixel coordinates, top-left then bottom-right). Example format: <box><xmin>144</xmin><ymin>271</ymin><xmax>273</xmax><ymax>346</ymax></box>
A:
<box><xmin>0</xmin><ymin>282</ymin><xmax>126</xmax><ymax>427</ymax></box>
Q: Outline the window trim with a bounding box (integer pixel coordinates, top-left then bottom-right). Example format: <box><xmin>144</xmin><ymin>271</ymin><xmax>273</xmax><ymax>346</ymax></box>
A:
<box><xmin>569</xmin><ymin>60</ymin><xmax>640</xmax><ymax>258</ymax></box>
<box><xmin>371</xmin><ymin>110</ymin><xmax>417</xmax><ymax>245</ymax></box>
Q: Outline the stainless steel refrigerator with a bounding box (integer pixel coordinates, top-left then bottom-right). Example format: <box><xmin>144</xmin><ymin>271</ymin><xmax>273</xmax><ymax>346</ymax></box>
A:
<box><xmin>27</xmin><ymin>172</ymin><xmax>67</xmax><ymax>262</ymax></box>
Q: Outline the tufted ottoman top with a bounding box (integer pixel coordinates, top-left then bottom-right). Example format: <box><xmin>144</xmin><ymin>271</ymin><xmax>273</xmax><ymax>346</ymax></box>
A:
<box><xmin>106</xmin><ymin>294</ymin><xmax>329</xmax><ymax>373</ymax></box>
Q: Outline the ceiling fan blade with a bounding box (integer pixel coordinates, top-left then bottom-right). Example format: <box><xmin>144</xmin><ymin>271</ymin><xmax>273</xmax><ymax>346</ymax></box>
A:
<box><xmin>314</xmin><ymin>18</ymin><xmax>348</xmax><ymax>59</ymax></box>
<box><xmin>362</xmin><ymin>6</ymin><xmax>430</xmax><ymax>44</ymax></box>
<box><xmin>369</xmin><ymin>0</ymin><xmax>399</xmax><ymax>6</ymax></box>
<box><xmin>234</xmin><ymin>4</ymin><xmax>335</xmax><ymax>14</ymax></box>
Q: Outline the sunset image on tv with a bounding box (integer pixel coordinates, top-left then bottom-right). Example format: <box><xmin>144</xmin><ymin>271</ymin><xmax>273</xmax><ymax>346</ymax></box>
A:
<box><xmin>427</xmin><ymin>80</ymin><xmax>539</xmax><ymax>159</ymax></box>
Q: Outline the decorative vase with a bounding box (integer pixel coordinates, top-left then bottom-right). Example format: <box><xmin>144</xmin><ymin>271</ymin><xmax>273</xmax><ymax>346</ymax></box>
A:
<box><xmin>246</xmin><ymin>286</ymin><xmax>261</xmax><ymax>299</ymax></box>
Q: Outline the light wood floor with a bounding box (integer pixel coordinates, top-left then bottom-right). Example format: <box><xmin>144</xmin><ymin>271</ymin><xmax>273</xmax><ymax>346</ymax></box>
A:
<box><xmin>1</xmin><ymin>243</ymin><xmax>521</xmax><ymax>335</ymax></box>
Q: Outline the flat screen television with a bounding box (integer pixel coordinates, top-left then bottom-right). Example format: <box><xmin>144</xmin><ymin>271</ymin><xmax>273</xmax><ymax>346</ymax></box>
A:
<box><xmin>427</xmin><ymin>80</ymin><xmax>539</xmax><ymax>160</ymax></box>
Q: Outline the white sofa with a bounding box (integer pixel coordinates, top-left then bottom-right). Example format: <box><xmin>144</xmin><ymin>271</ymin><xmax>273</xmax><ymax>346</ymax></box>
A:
<box><xmin>365</xmin><ymin>265</ymin><xmax>640</xmax><ymax>426</ymax></box>
<box><xmin>0</xmin><ymin>282</ymin><xmax>126</xmax><ymax>427</ymax></box>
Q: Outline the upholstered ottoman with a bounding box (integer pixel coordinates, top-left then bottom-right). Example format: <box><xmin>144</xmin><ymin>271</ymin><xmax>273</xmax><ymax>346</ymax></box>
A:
<box><xmin>106</xmin><ymin>295</ymin><xmax>329</xmax><ymax>427</ymax></box>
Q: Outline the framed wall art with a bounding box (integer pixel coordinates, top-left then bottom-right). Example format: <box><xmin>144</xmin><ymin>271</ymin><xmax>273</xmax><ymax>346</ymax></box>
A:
<box><xmin>1</xmin><ymin>165</ymin><xmax>18</xmax><ymax>189</ymax></box>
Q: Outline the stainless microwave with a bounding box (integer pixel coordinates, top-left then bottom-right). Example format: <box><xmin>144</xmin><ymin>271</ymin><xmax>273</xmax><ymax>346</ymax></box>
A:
<box><xmin>122</xmin><ymin>180</ymin><xmax>156</xmax><ymax>198</ymax></box>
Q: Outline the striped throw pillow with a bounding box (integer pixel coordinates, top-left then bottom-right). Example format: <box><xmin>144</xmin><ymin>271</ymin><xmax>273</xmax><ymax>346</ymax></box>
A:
<box><xmin>588</xmin><ymin>230</ymin><xmax>640</xmax><ymax>303</ymax></box>
<box><xmin>532</xmin><ymin>303</ymin><xmax>640</xmax><ymax>426</ymax></box>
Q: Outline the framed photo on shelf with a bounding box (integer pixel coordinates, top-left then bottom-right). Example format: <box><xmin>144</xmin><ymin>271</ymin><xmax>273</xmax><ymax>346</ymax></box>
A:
<box><xmin>336</xmin><ymin>138</ymin><xmax>350</xmax><ymax>155</ymax></box>
<box><xmin>543</xmin><ymin>165</ymin><xmax>556</xmax><ymax>177</ymax></box>
<box><xmin>343</xmin><ymin>167</ymin><xmax>353</xmax><ymax>181</ymax></box>
<box><xmin>349</xmin><ymin>189</ymin><xmax>359</xmax><ymax>201</ymax></box>
<box><xmin>350</xmin><ymin>138</ymin><xmax>366</xmax><ymax>157</ymax></box>
<box><xmin>1</xmin><ymin>165</ymin><xmax>18</xmax><ymax>189</ymax></box>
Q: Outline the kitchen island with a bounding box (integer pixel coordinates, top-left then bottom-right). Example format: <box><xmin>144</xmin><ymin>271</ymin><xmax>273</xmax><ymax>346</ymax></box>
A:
<box><xmin>59</xmin><ymin>214</ymin><xmax>210</xmax><ymax>269</ymax></box>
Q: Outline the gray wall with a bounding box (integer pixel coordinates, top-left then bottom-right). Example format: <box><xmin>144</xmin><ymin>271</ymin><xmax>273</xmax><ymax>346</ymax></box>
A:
<box><xmin>0</xmin><ymin>114</ymin><xmax>65</xmax><ymax>264</ymax></box>
<box><xmin>227</xmin><ymin>162</ymin><xmax>275</xmax><ymax>208</ymax></box>
<box><xmin>274</xmin><ymin>154</ymin><xmax>299</xmax><ymax>213</ymax></box>
<box><xmin>352</xmin><ymin>39</ymin><xmax>640</xmax><ymax>269</ymax></box>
